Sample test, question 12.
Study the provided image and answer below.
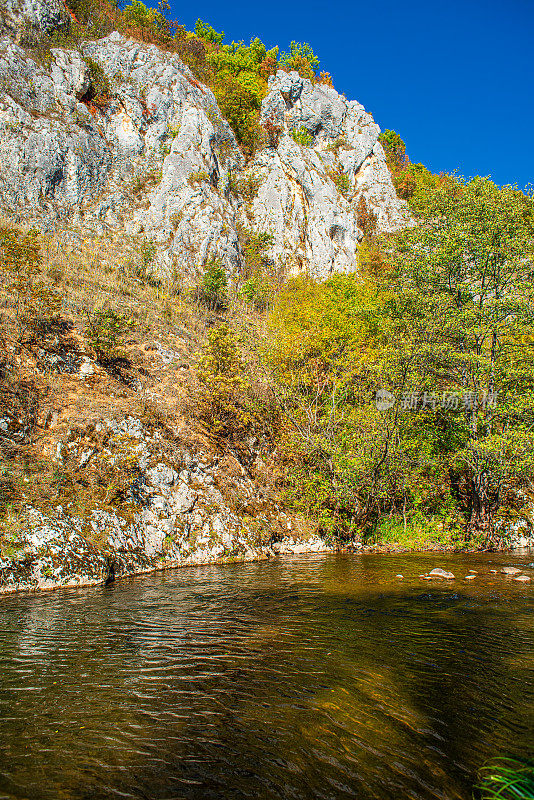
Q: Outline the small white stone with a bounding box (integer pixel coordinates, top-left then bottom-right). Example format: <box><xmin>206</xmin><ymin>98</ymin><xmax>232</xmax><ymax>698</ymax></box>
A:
<box><xmin>428</xmin><ymin>568</ymin><xmax>455</xmax><ymax>579</ymax></box>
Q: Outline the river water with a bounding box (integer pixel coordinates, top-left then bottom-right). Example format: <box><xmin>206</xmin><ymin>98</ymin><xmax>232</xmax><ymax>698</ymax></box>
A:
<box><xmin>0</xmin><ymin>551</ymin><xmax>532</xmax><ymax>800</ymax></box>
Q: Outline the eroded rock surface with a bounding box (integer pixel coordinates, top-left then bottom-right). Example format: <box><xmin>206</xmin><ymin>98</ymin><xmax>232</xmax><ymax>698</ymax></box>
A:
<box><xmin>0</xmin><ymin>416</ymin><xmax>332</xmax><ymax>593</ymax></box>
<box><xmin>0</xmin><ymin>22</ymin><xmax>408</xmax><ymax>280</ymax></box>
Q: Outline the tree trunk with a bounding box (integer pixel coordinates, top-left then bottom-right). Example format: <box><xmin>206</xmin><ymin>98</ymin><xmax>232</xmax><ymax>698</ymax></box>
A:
<box><xmin>467</xmin><ymin>472</ymin><xmax>495</xmax><ymax>546</ymax></box>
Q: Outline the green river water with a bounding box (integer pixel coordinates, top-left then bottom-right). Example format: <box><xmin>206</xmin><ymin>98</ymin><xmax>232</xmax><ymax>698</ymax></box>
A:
<box><xmin>0</xmin><ymin>550</ymin><xmax>532</xmax><ymax>800</ymax></box>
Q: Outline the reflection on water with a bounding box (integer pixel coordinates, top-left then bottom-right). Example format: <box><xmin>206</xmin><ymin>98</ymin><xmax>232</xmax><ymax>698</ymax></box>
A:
<box><xmin>0</xmin><ymin>551</ymin><xmax>532</xmax><ymax>800</ymax></box>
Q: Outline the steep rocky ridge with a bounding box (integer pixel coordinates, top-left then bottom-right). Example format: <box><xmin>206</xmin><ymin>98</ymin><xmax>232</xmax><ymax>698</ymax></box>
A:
<box><xmin>0</xmin><ymin>2</ymin><xmax>409</xmax><ymax>281</ymax></box>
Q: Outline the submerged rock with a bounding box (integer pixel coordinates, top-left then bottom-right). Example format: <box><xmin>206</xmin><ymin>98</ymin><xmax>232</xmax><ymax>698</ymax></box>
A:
<box><xmin>428</xmin><ymin>568</ymin><xmax>455</xmax><ymax>579</ymax></box>
<box><xmin>513</xmin><ymin>574</ymin><xmax>531</xmax><ymax>583</ymax></box>
<box><xmin>501</xmin><ymin>567</ymin><xmax>522</xmax><ymax>575</ymax></box>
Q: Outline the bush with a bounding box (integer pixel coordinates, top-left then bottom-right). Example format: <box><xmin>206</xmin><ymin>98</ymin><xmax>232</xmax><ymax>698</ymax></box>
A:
<box><xmin>328</xmin><ymin>166</ymin><xmax>351</xmax><ymax>198</ymax></box>
<box><xmin>86</xmin><ymin>309</ymin><xmax>132</xmax><ymax>361</ymax></box>
<box><xmin>0</xmin><ymin>226</ymin><xmax>61</xmax><ymax>340</ymax></box>
<box><xmin>187</xmin><ymin>169</ymin><xmax>210</xmax><ymax>187</ymax></box>
<box><xmin>279</xmin><ymin>41</ymin><xmax>320</xmax><ymax>80</ymax></box>
<box><xmin>378</xmin><ymin>129</ymin><xmax>407</xmax><ymax>172</ymax></box>
<box><xmin>83</xmin><ymin>56</ymin><xmax>110</xmax><ymax>102</ymax></box>
<box><xmin>356</xmin><ymin>196</ymin><xmax>378</xmax><ymax>240</ymax></box>
<box><xmin>196</xmin><ymin>258</ymin><xmax>228</xmax><ymax>310</ymax></box>
<box><xmin>196</xmin><ymin>323</ymin><xmax>253</xmax><ymax>439</ymax></box>
<box><xmin>290</xmin><ymin>126</ymin><xmax>313</xmax><ymax>147</ymax></box>
<box><xmin>239</xmin><ymin>276</ymin><xmax>272</xmax><ymax>311</ymax></box>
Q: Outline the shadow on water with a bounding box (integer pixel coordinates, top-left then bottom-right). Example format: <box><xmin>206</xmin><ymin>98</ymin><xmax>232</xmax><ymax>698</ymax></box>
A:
<box><xmin>0</xmin><ymin>551</ymin><xmax>532</xmax><ymax>800</ymax></box>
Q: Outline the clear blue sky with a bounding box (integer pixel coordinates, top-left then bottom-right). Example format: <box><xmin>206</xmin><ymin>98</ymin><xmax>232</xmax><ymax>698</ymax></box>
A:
<box><xmin>167</xmin><ymin>0</ymin><xmax>533</xmax><ymax>188</ymax></box>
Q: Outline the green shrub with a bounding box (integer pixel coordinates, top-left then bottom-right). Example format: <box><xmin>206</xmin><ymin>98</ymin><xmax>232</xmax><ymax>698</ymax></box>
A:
<box><xmin>195</xmin><ymin>323</ymin><xmax>256</xmax><ymax>439</ymax></box>
<box><xmin>239</xmin><ymin>276</ymin><xmax>272</xmax><ymax>310</ymax></box>
<box><xmin>86</xmin><ymin>309</ymin><xmax>132</xmax><ymax>361</ymax></box>
<box><xmin>290</xmin><ymin>126</ymin><xmax>313</xmax><ymax>147</ymax></box>
<box><xmin>187</xmin><ymin>169</ymin><xmax>210</xmax><ymax>187</ymax></box>
<box><xmin>279</xmin><ymin>41</ymin><xmax>320</xmax><ymax>80</ymax></box>
<box><xmin>197</xmin><ymin>258</ymin><xmax>228</xmax><ymax>310</ymax></box>
<box><xmin>83</xmin><ymin>57</ymin><xmax>110</xmax><ymax>102</ymax></box>
<box><xmin>378</xmin><ymin>129</ymin><xmax>408</xmax><ymax>172</ymax></box>
<box><xmin>327</xmin><ymin>167</ymin><xmax>351</xmax><ymax>198</ymax></box>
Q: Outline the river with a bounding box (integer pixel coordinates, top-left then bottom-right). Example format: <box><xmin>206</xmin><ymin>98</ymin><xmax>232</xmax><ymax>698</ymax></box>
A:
<box><xmin>0</xmin><ymin>551</ymin><xmax>532</xmax><ymax>800</ymax></box>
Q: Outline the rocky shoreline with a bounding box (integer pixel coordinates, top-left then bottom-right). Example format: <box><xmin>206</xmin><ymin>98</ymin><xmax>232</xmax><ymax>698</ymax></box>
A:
<box><xmin>2</xmin><ymin>522</ymin><xmax>532</xmax><ymax>595</ymax></box>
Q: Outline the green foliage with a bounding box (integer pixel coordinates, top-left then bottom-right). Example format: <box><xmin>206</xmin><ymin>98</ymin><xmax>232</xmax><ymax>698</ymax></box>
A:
<box><xmin>187</xmin><ymin>168</ymin><xmax>210</xmax><ymax>187</ymax></box>
<box><xmin>86</xmin><ymin>309</ymin><xmax>133</xmax><ymax>361</ymax></box>
<box><xmin>0</xmin><ymin>227</ymin><xmax>61</xmax><ymax>340</ymax></box>
<box><xmin>264</xmin><ymin>177</ymin><xmax>534</xmax><ymax>546</ymax></box>
<box><xmin>378</xmin><ymin>129</ymin><xmax>407</xmax><ymax>171</ymax></box>
<box><xmin>280</xmin><ymin>41</ymin><xmax>320</xmax><ymax>78</ymax></box>
<box><xmin>139</xmin><ymin>238</ymin><xmax>156</xmax><ymax>271</ymax></box>
<box><xmin>356</xmin><ymin>197</ymin><xmax>378</xmax><ymax>240</ymax></box>
<box><xmin>475</xmin><ymin>758</ymin><xmax>534</xmax><ymax>800</ymax></box>
<box><xmin>197</xmin><ymin>258</ymin><xmax>228</xmax><ymax>310</ymax></box>
<box><xmin>194</xmin><ymin>18</ymin><xmax>224</xmax><ymax>46</ymax></box>
<box><xmin>378</xmin><ymin>130</ymin><xmax>443</xmax><ymax>206</ymax></box>
<box><xmin>239</xmin><ymin>276</ymin><xmax>272</xmax><ymax>311</ymax></box>
<box><xmin>328</xmin><ymin>166</ymin><xmax>351</xmax><ymax>198</ymax></box>
<box><xmin>83</xmin><ymin>57</ymin><xmax>110</xmax><ymax>102</ymax></box>
<box><xmin>122</xmin><ymin>0</ymin><xmax>166</xmax><ymax>31</ymax></box>
<box><xmin>237</xmin><ymin>226</ymin><xmax>275</xmax><ymax>310</ymax></box>
<box><xmin>196</xmin><ymin>323</ymin><xmax>254</xmax><ymax>438</ymax></box>
<box><xmin>290</xmin><ymin>126</ymin><xmax>314</xmax><ymax>147</ymax></box>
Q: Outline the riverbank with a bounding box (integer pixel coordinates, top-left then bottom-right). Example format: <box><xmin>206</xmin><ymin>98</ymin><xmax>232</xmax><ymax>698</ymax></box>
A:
<box><xmin>2</xmin><ymin>512</ymin><xmax>532</xmax><ymax>595</ymax></box>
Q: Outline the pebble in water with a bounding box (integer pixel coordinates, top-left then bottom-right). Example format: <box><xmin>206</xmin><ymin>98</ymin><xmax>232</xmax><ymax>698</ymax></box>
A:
<box><xmin>513</xmin><ymin>575</ymin><xmax>531</xmax><ymax>583</ymax></box>
<box><xmin>428</xmin><ymin>568</ymin><xmax>455</xmax><ymax>579</ymax></box>
<box><xmin>501</xmin><ymin>567</ymin><xmax>522</xmax><ymax>575</ymax></box>
<box><xmin>396</xmin><ymin>574</ymin><xmax>404</xmax><ymax>579</ymax></box>
<box><xmin>465</xmin><ymin>575</ymin><xmax>476</xmax><ymax>580</ymax></box>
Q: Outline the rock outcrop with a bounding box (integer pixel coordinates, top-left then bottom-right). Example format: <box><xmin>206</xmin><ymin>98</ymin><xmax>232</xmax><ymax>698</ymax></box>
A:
<box><xmin>0</xmin><ymin>416</ymin><xmax>331</xmax><ymax>594</ymax></box>
<box><xmin>0</xmin><ymin>0</ymin><xmax>69</xmax><ymax>42</ymax></box>
<box><xmin>0</xmin><ymin>5</ymin><xmax>409</xmax><ymax>281</ymax></box>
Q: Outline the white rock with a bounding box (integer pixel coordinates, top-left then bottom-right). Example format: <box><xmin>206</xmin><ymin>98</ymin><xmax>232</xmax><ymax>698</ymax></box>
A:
<box><xmin>428</xmin><ymin>568</ymin><xmax>455</xmax><ymax>579</ymax></box>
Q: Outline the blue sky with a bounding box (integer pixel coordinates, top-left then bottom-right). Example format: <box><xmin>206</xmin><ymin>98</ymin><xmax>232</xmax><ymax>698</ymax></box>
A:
<box><xmin>167</xmin><ymin>0</ymin><xmax>533</xmax><ymax>188</ymax></box>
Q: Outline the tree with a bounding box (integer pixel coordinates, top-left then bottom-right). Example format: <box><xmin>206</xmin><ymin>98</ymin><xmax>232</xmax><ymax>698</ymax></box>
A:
<box><xmin>385</xmin><ymin>176</ymin><xmax>534</xmax><ymax>543</ymax></box>
<box><xmin>279</xmin><ymin>41</ymin><xmax>320</xmax><ymax>78</ymax></box>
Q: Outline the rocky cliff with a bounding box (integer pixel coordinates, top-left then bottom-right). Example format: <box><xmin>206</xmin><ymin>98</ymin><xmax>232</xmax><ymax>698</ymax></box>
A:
<box><xmin>0</xmin><ymin>0</ymin><xmax>408</xmax><ymax>593</ymax></box>
<box><xmin>0</xmin><ymin>0</ymin><xmax>408</xmax><ymax>281</ymax></box>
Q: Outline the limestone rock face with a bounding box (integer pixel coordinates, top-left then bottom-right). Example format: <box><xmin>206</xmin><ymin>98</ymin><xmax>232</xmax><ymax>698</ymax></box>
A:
<box><xmin>0</xmin><ymin>24</ymin><xmax>408</xmax><ymax>279</ymax></box>
<box><xmin>0</xmin><ymin>416</ymin><xmax>332</xmax><ymax>594</ymax></box>
<box><xmin>242</xmin><ymin>71</ymin><xmax>410</xmax><ymax>278</ymax></box>
<box><xmin>0</xmin><ymin>0</ymin><xmax>69</xmax><ymax>41</ymax></box>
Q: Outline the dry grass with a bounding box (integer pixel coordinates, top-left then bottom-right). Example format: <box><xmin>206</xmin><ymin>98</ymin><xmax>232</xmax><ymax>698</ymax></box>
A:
<box><xmin>0</xmin><ymin>221</ymin><xmax>282</xmax><ymax>541</ymax></box>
